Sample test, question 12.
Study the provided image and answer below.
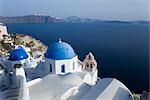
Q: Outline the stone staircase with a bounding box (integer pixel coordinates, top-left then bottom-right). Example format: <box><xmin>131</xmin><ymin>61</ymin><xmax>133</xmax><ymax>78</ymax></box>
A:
<box><xmin>4</xmin><ymin>87</ymin><xmax>19</xmax><ymax>100</ymax></box>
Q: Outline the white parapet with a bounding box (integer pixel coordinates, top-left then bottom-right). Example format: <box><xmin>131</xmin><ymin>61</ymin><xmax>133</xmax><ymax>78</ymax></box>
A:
<box><xmin>0</xmin><ymin>23</ymin><xmax>9</xmax><ymax>40</ymax></box>
<box><xmin>16</xmin><ymin>67</ymin><xmax>29</xmax><ymax>100</ymax></box>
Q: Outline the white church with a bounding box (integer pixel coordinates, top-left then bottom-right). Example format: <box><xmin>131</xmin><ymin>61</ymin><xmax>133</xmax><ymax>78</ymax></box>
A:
<box><xmin>44</xmin><ymin>39</ymin><xmax>83</xmax><ymax>75</ymax></box>
<box><xmin>0</xmin><ymin>23</ymin><xmax>134</xmax><ymax>100</ymax></box>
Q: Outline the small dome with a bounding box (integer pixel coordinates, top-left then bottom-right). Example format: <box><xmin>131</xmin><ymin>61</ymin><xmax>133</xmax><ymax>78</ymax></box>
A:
<box><xmin>45</xmin><ymin>40</ymin><xmax>76</xmax><ymax>60</ymax></box>
<box><xmin>9</xmin><ymin>48</ymin><xmax>29</xmax><ymax>61</ymax></box>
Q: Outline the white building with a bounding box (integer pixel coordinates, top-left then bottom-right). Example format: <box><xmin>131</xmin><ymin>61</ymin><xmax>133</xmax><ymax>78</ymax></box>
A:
<box><xmin>44</xmin><ymin>39</ymin><xmax>82</xmax><ymax>75</ymax></box>
<box><xmin>0</xmin><ymin>23</ymin><xmax>9</xmax><ymax>40</ymax></box>
<box><xmin>0</xmin><ymin>39</ymin><xmax>134</xmax><ymax>100</ymax></box>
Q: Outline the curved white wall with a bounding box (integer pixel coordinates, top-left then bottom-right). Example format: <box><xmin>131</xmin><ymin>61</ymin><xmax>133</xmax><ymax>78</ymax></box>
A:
<box><xmin>45</xmin><ymin>56</ymin><xmax>81</xmax><ymax>75</ymax></box>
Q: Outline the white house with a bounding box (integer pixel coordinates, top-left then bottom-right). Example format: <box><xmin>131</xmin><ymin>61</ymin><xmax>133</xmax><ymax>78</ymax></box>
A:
<box><xmin>8</xmin><ymin>46</ymin><xmax>29</xmax><ymax>68</ymax></box>
<box><xmin>0</xmin><ymin>23</ymin><xmax>9</xmax><ymax>40</ymax></box>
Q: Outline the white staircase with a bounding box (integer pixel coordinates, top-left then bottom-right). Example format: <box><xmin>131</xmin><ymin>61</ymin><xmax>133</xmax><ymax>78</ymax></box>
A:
<box><xmin>4</xmin><ymin>87</ymin><xmax>19</xmax><ymax>100</ymax></box>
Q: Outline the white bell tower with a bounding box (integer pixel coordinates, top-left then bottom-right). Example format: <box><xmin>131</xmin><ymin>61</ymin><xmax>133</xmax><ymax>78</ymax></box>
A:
<box><xmin>83</xmin><ymin>52</ymin><xmax>98</xmax><ymax>84</ymax></box>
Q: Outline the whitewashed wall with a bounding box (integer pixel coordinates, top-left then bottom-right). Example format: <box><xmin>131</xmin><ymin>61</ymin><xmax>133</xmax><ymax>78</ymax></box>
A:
<box><xmin>44</xmin><ymin>56</ymin><xmax>82</xmax><ymax>75</ymax></box>
<box><xmin>0</xmin><ymin>24</ymin><xmax>9</xmax><ymax>39</ymax></box>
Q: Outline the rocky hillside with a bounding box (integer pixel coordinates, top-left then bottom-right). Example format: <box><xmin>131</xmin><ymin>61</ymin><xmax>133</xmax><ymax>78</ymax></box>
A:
<box><xmin>0</xmin><ymin>33</ymin><xmax>47</xmax><ymax>57</ymax></box>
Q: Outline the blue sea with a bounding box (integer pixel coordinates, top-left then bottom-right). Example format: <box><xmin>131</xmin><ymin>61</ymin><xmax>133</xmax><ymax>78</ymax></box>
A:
<box><xmin>6</xmin><ymin>23</ymin><xmax>149</xmax><ymax>93</ymax></box>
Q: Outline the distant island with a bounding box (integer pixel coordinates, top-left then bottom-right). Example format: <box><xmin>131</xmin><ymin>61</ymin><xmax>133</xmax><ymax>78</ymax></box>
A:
<box><xmin>0</xmin><ymin>15</ymin><xmax>149</xmax><ymax>24</ymax></box>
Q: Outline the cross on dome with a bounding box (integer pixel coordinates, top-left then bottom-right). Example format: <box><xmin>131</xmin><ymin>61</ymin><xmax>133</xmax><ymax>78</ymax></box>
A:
<box><xmin>59</xmin><ymin>38</ymin><xmax>62</xmax><ymax>43</ymax></box>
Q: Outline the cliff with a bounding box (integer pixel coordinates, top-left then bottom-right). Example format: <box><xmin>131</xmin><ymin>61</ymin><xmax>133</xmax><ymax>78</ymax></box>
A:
<box><xmin>0</xmin><ymin>15</ymin><xmax>65</xmax><ymax>23</ymax></box>
<box><xmin>0</xmin><ymin>15</ymin><xmax>149</xmax><ymax>24</ymax></box>
<box><xmin>0</xmin><ymin>33</ymin><xmax>47</xmax><ymax>57</ymax></box>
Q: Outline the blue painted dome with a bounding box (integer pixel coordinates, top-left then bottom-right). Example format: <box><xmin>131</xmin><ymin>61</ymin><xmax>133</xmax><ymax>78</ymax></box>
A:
<box><xmin>9</xmin><ymin>48</ymin><xmax>29</xmax><ymax>61</ymax></box>
<box><xmin>45</xmin><ymin>40</ymin><xmax>76</xmax><ymax>60</ymax></box>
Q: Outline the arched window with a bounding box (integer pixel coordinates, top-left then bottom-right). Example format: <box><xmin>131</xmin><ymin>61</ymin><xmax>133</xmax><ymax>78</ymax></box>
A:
<box><xmin>50</xmin><ymin>64</ymin><xmax>52</xmax><ymax>72</ymax></box>
<box><xmin>86</xmin><ymin>64</ymin><xmax>89</xmax><ymax>68</ymax></box>
<box><xmin>14</xmin><ymin>64</ymin><xmax>22</xmax><ymax>69</ymax></box>
<box><xmin>61</xmin><ymin>65</ymin><xmax>65</xmax><ymax>73</ymax></box>
<box><xmin>90</xmin><ymin>64</ymin><xmax>93</xmax><ymax>68</ymax></box>
<box><xmin>0</xmin><ymin>64</ymin><xmax>4</xmax><ymax>70</ymax></box>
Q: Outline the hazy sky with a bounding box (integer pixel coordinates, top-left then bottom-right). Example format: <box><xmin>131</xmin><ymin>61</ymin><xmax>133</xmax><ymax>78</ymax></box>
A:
<box><xmin>0</xmin><ymin>0</ymin><xmax>149</xmax><ymax>21</ymax></box>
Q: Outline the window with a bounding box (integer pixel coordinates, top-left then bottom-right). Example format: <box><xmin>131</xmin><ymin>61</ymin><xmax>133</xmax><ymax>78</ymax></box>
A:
<box><xmin>90</xmin><ymin>64</ymin><xmax>93</xmax><ymax>68</ymax></box>
<box><xmin>14</xmin><ymin>64</ymin><xmax>22</xmax><ymax>69</ymax></box>
<box><xmin>50</xmin><ymin>64</ymin><xmax>52</xmax><ymax>72</ymax></box>
<box><xmin>86</xmin><ymin>64</ymin><xmax>89</xmax><ymax>68</ymax></box>
<box><xmin>61</xmin><ymin>65</ymin><xmax>65</xmax><ymax>73</ymax></box>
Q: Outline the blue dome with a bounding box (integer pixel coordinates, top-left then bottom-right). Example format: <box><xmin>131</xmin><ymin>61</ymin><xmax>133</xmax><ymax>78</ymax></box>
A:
<box><xmin>9</xmin><ymin>48</ymin><xmax>29</xmax><ymax>61</ymax></box>
<box><xmin>45</xmin><ymin>41</ymin><xmax>76</xmax><ymax>60</ymax></box>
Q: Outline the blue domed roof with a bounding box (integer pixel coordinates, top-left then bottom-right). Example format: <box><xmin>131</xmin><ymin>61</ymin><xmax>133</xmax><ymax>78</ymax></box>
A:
<box><xmin>45</xmin><ymin>40</ymin><xmax>76</xmax><ymax>60</ymax></box>
<box><xmin>9</xmin><ymin>48</ymin><xmax>29</xmax><ymax>61</ymax></box>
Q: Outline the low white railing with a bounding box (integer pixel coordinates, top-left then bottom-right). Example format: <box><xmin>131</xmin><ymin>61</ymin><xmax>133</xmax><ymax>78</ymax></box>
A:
<box><xmin>16</xmin><ymin>68</ymin><xmax>29</xmax><ymax>100</ymax></box>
